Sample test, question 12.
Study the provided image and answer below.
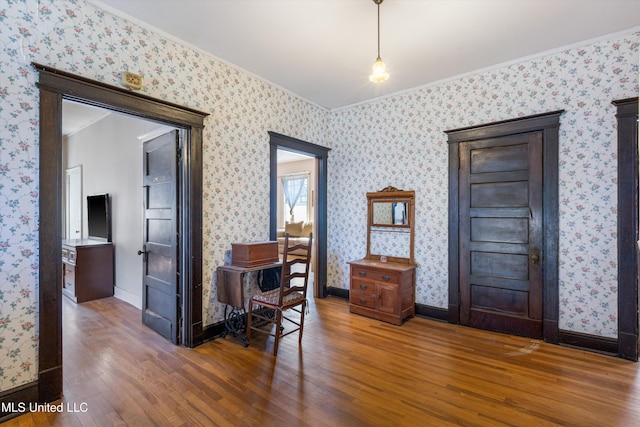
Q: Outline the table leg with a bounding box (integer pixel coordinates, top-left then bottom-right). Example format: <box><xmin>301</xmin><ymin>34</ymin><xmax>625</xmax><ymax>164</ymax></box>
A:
<box><xmin>221</xmin><ymin>304</ymin><xmax>249</xmax><ymax>347</ymax></box>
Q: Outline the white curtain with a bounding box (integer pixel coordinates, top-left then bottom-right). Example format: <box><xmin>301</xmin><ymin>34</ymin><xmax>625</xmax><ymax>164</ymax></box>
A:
<box><xmin>281</xmin><ymin>173</ymin><xmax>307</xmax><ymax>221</ymax></box>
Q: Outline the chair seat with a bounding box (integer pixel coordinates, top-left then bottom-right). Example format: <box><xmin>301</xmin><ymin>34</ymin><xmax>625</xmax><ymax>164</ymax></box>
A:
<box><xmin>252</xmin><ymin>288</ymin><xmax>306</xmax><ymax>308</ymax></box>
<box><xmin>247</xmin><ymin>232</ymin><xmax>313</xmax><ymax>356</ymax></box>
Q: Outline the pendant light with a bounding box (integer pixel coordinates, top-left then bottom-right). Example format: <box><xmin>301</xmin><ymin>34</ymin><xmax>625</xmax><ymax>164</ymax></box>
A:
<box><xmin>369</xmin><ymin>0</ymin><xmax>389</xmax><ymax>83</ymax></box>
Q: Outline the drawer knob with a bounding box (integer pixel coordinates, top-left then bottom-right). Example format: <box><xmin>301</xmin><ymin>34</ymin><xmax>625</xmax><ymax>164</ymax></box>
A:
<box><xmin>358</xmin><ymin>271</ymin><xmax>366</xmax><ymax>277</ymax></box>
<box><xmin>359</xmin><ymin>298</ymin><xmax>367</xmax><ymax>304</ymax></box>
<box><xmin>382</xmin><ymin>275</ymin><xmax>390</xmax><ymax>281</ymax></box>
<box><xmin>359</xmin><ymin>283</ymin><xmax>368</xmax><ymax>290</ymax></box>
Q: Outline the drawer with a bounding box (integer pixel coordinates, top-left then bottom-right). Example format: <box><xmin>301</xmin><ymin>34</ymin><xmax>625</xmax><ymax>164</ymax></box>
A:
<box><xmin>63</xmin><ymin>247</ymin><xmax>77</xmax><ymax>265</ymax></box>
<box><xmin>350</xmin><ymin>290</ymin><xmax>376</xmax><ymax>309</ymax></box>
<box><xmin>350</xmin><ymin>279</ymin><xmax>374</xmax><ymax>293</ymax></box>
<box><xmin>351</xmin><ymin>267</ymin><xmax>398</xmax><ymax>283</ymax></box>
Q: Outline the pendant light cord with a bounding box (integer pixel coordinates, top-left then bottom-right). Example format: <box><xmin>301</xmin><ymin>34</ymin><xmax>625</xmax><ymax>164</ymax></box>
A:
<box><xmin>376</xmin><ymin>1</ymin><xmax>381</xmax><ymax>59</ymax></box>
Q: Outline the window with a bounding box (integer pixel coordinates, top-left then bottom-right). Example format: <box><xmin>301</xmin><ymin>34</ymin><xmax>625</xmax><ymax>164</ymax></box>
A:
<box><xmin>281</xmin><ymin>173</ymin><xmax>309</xmax><ymax>223</ymax></box>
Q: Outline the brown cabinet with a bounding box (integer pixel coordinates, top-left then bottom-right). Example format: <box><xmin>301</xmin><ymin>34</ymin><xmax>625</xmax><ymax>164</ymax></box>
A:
<box><xmin>349</xmin><ymin>186</ymin><xmax>417</xmax><ymax>325</ymax></box>
<box><xmin>62</xmin><ymin>239</ymin><xmax>114</xmax><ymax>303</ymax></box>
<box><xmin>348</xmin><ymin>259</ymin><xmax>416</xmax><ymax>325</ymax></box>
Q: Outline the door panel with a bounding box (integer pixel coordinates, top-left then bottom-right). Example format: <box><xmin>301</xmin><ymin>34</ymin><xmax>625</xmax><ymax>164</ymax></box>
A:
<box><xmin>470</xmin><ymin>143</ymin><xmax>529</xmax><ymax>173</ymax></box>
<box><xmin>142</xmin><ymin>130</ymin><xmax>180</xmax><ymax>344</ymax></box>
<box><xmin>471</xmin><ymin>218</ymin><xmax>528</xmax><ymax>243</ymax></box>
<box><xmin>471</xmin><ymin>182</ymin><xmax>529</xmax><ymax>207</ymax></box>
<box><xmin>459</xmin><ymin>132</ymin><xmax>543</xmax><ymax>338</ymax></box>
<box><xmin>471</xmin><ymin>252</ymin><xmax>529</xmax><ymax>280</ymax></box>
<box><xmin>471</xmin><ymin>286</ymin><xmax>529</xmax><ymax>315</ymax></box>
<box><xmin>377</xmin><ymin>283</ymin><xmax>397</xmax><ymax>314</ymax></box>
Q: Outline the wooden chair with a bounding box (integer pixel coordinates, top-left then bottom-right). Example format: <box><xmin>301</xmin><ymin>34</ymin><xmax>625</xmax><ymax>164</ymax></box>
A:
<box><xmin>247</xmin><ymin>232</ymin><xmax>313</xmax><ymax>356</ymax></box>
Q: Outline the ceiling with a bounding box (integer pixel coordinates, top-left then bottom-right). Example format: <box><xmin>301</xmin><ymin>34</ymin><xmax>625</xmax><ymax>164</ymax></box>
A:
<box><xmin>89</xmin><ymin>0</ymin><xmax>639</xmax><ymax>110</ymax></box>
<box><xmin>62</xmin><ymin>100</ymin><xmax>111</xmax><ymax>136</ymax></box>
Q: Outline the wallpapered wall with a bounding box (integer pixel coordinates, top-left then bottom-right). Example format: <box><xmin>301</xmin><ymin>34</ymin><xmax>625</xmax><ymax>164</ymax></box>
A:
<box><xmin>0</xmin><ymin>0</ymin><xmax>637</xmax><ymax>392</ymax></box>
<box><xmin>0</xmin><ymin>0</ymin><xmax>329</xmax><ymax>390</ymax></box>
<box><xmin>329</xmin><ymin>31</ymin><xmax>639</xmax><ymax>340</ymax></box>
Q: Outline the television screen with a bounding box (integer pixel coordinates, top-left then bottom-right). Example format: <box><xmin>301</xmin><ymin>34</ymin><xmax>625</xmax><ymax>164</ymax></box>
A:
<box><xmin>87</xmin><ymin>194</ymin><xmax>111</xmax><ymax>241</ymax></box>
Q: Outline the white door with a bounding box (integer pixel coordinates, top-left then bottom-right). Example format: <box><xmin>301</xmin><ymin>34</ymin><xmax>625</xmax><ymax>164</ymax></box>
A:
<box><xmin>66</xmin><ymin>166</ymin><xmax>82</xmax><ymax>239</ymax></box>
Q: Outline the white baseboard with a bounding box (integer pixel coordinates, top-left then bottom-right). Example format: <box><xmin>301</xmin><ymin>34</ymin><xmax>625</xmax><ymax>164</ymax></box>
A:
<box><xmin>113</xmin><ymin>286</ymin><xmax>142</xmax><ymax>309</ymax></box>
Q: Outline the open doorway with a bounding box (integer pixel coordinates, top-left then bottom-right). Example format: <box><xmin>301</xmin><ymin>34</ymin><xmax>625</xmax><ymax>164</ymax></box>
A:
<box><xmin>62</xmin><ymin>100</ymin><xmax>176</xmax><ymax>310</ymax></box>
<box><xmin>276</xmin><ymin>150</ymin><xmax>316</xmax><ymax>291</ymax></box>
<box><xmin>35</xmin><ymin>64</ymin><xmax>207</xmax><ymax>404</ymax></box>
<box><xmin>268</xmin><ymin>132</ymin><xmax>330</xmax><ymax>298</ymax></box>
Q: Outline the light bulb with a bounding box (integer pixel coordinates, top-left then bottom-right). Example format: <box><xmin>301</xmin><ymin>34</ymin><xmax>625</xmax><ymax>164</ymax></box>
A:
<box><xmin>369</xmin><ymin>57</ymin><xmax>389</xmax><ymax>83</ymax></box>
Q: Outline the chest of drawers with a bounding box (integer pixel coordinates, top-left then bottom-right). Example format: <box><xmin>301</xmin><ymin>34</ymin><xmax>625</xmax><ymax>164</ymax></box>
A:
<box><xmin>62</xmin><ymin>239</ymin><xmax>114</xmax><ymax>303</ymax></box>
<box><xmin>348</xmin><ymin>259</ymin><xmax>416</xmax><ymax>325</ymax></box>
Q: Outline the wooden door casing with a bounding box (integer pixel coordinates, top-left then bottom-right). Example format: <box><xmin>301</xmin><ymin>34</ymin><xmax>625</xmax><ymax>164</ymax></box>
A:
<box><xmin>459</xmin><ymin>132</ymin><xmax>543</xmax><ymax>338</ymax></box>
<box><xmin>614</xmin><ymin>97</ymin><xmax>639</xmax><ymax>360</ymax></box>
<box><xmin>447</xmin><ymin>111</ymin><xmax>562</xmax><ymax>343</ymax></box>
<box><xmin>35</xmin><ymin>63</ymin><xmax>206</xmax><ymax>407</ymax></box>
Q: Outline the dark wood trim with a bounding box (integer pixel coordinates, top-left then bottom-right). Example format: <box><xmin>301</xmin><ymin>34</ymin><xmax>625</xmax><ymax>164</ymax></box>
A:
<box><xmin>541</xmin><ymin>121</ymin><xmax>561</xmax><ymax>345</ymax></box>
<box><xmin>445</xmin><ymin>110</ymin><xmax>565</xmax><ymax>143</ymax></box>
<box><xmin>415</xmin><ymin>304</ymin><xmax>448</xmax><ymax>322</ymax></box>
<box><xmin>181</xmin><ymin>125</ymin><xmax>204</xmax><ymax>347</ymax></box>
<box><xmin>328</xmin><ymin>286</ymin><xmax>349</xmax><ymax>299</ymax></box>
<box><xmin>38</xmin><ymin>87</ymin><xmax>63</xmax><ymax>403</ymax></box>
<box><xmin>559</xmin><ymin>330</ymin><xmax>618</xmax><ymax>356</ymax></box>
<box><xmin>614</xmin><ymin>96</ymin><xmax>639</xmax><ymax>361</ymax></box>
<box><xmin>445</xmin><ymin>111</ymin><xmax>563</xmax><ymax>343</ymax></box>
<box><xmin>202</xmin><ymin>320</ymin><xmax>229</xmax><ymax>342</ymax></box>
<box><xmin>447</xmin><ymin>141</ymin><xmax>460</xmax><ymax>324</ymax></box>
<box><xmin>0</xmin><ymin>382</ymin><xmax>39</xmax><ymax>422</ymax></box>
<box><xmin>268</xmin><ymin>131</ymin><xmax>330</xmax><ymax>298</ymax></box>
<box><xmin>33</xmin><ymin>63</ymin><xmax>205</xmax><ymax>127</ymax></box>
<box><xmin>34</xmin><ymin>63</ymin><xmax>208</xmax><ymax>404</ymax></box>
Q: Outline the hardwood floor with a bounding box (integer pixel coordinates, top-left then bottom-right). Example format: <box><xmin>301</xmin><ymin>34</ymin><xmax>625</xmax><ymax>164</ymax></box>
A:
<box><xmin>4</xmin><ymin>295</ymin><xmax>640</xmax><ymax>426</ymax></box>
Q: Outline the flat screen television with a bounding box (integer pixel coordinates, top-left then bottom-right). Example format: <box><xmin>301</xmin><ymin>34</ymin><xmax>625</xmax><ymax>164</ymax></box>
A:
<box><xmin>87</xmin><ymin>193</ymin><xmax>112</xmax><ymax>242</ymax></box>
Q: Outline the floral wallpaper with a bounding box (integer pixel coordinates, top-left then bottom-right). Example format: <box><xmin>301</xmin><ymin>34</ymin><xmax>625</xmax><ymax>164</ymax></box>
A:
<box><xmin>0</xmin><ymin>0</ymin><xmax>638</xmax><ymax>393</ymax></box>
<box><xmin>0</xmin><ymin>0</ymin><xmax>329</xmax><ymax>391</ymax></box>
<box><xmin>329</xmin><ymin>32</ymin><xmax>639</xmax><ymax>339</ymax></box>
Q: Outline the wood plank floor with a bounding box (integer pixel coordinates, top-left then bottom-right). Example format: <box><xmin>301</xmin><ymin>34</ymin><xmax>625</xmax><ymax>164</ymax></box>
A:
<box><xmin>3</xmin><ymin>296</ymin><xmax>640</xmax><ymax>426</ymax></box>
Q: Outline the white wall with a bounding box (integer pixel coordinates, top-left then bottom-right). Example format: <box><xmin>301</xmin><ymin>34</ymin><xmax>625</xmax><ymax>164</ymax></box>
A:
<box><xmin>65</xmin><ymin>112</ymin><xmax>172</xmax><ymax>309</ymax></box>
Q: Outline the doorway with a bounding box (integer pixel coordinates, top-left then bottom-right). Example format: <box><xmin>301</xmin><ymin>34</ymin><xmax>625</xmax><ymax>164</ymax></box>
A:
<box><xmin>446</xmin><ymin>111</ymin><xmax>563</xmax><ymax>343</ymax></box>
<box><xmin>35</xmin><ymin>63</ymin><xmax>207</xmax><ymax>404</ymax></box>
<box><xmin>63</xmin><ymin>101</ymin><xmax>174</xmax><ymax>311</ymax></box>
<box><xmin>277</xmin><ymin>149</ymin><xmax>316</xmax><ymax>288</ymax></box>
<box><xmin>268</xmin><ymin>132</ymin><xmax>330</xmax><ymax>298</ymax></box>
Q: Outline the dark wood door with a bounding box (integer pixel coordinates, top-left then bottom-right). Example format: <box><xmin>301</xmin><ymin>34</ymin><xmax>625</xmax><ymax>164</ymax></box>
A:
<box><xmin>142</xmin><ymin>130</ymin><xmax>180</xmax><ymax>344</ymax></box>
<box><xmin>459</xmin><ymin>132</ymin><xmax>543</xmax><ymax>338</ymax></box>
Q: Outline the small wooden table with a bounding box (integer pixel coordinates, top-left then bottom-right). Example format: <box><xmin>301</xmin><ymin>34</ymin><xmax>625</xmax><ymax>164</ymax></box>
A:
<box><xmin>216</xmin><ymin>261</ymin><xmax>282</xmax><ymax>346</ymax></box>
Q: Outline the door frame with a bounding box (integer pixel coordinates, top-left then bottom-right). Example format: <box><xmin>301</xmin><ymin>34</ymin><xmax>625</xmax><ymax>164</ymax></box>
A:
<box><xmin>614</xmin><ymin>97</ymin><xmax>639</xmax><ymax>360</ymax></box>
<box><xmin>34</xmin><ymin>63</ymin><xmax>208</xmax><ymax>404</ymax></box>
<box><xmin>446</xmin><ymin>111</ymin><xmax>563</xmax><ymax>344</ymax></box>
<box><xmin>268</xmin><ymin>132</ymin><xmax>330</xmax><ymax>298</ymax></box>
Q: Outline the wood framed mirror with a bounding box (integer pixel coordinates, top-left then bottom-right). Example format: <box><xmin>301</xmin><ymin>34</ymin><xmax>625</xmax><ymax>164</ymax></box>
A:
<box><xmin>366</xmin><ymin>186</ymin><xmax>415</xmax><ymax>264</ymax></box>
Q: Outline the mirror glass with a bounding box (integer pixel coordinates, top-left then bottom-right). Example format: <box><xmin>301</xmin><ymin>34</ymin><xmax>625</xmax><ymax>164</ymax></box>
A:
<box><xmin>370</xmin><ymin>229</ymin><xmax>411</xmax><ymax>259</ymax></box>
<box><xmin>372</xmin><ymin>201</ymin><xmax>409</xmax><ymax>226</ymax></box>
